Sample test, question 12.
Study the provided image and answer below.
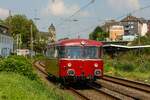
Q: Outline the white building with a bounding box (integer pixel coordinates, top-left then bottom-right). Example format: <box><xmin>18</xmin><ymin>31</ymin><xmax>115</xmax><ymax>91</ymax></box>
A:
<box><xmin>0</xmin><ymin>25</ymin><xmax>13</xmax><ymax>57</ymax></box>
<box><xmin>16</xmin><ymin>49</ymin><xmax>30</xmax><ymax>56</ymax></box>
<box><xmin>140</xmin><ymin>23</ymin><xmax>148</xmax><ymax>36</ymax></box>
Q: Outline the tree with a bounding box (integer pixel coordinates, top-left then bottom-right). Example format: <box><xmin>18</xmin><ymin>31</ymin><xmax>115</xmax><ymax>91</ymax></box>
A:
<box><xmin>89</xmin><ymin>26</ymin><xmax>108</xmax><ymax>41</ymax></box>
<box><xmin>0</xmin><ymin>19</ymin><xmax>4</xmax><ymax>24</ymax></box>
<box><xmin>131</xmin><ymin>34</ymin><xmax>150</xmax><ymax>54</ymax></box>
<box><xmin>34</xmin><ymin>32</ymin><xmax>48</xmax><ymax>54</ymax></box>
<box><xmin>132</xmin><ymin>33</ymin><xmax>150</xmax><ymax>45</ymax></box>
<box><xmin>4</xmin><ymin>15</ymin><xmax>38</xmax><ymax>49</ymax></box>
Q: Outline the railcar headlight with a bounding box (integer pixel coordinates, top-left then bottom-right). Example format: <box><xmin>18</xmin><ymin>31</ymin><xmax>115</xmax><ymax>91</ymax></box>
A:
<box><xmin>68</xmin><ymin>63</ymin><xmax>72</xmax><ymax>67</ymax></box>
<box><xmin>94</xmin><ymin>63</ymin><xmax>98</xmax><ymax>68</ymax></box>
<box><xmin>81</xmin><ymin>41</ymin><xmax>86</xmax><ymax>45</ymax></box>
<box><xmin>94</xmin><ymin>69</ymin><xmax>101</xmax><ymax>76</ymax></box>
<box><xmin>67</xmin><ymin>69</ymin><xmax>75</xmax><ymax>76</ymax></box>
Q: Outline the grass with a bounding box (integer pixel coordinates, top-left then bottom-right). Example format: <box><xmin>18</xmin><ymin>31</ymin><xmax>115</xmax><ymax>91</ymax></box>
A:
<box><xmin>0</xmin><ymin>72</ymin><xmax>73</xmax><ymax>100</ymax></box>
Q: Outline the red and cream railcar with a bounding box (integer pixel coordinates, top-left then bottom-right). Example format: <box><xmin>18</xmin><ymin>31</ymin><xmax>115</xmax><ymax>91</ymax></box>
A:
<box><xmin>45</xmin><ymin>39</ymin><xmax>103</xmax><ymax>83</ymax></box>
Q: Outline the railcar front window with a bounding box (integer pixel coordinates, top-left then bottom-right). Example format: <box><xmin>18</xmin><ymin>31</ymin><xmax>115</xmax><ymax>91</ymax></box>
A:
<box><xmin>59</xmin><ymin>46</ymin><xmax>82</xmax><ymax>59</ymax></box>
<box><xmin>58</xmin><ymin>46</ymin><xmax>101</xmax><ymax>59</ymax></box>
<box><xmin>84</xmin><ymin>46</ymin><xmax>100</xmax><ymax>59</ymax></box>
<box><xmin>67</xmin><ymin>47</ymin><xmax>82</xmax><ymax>59</ymax></box>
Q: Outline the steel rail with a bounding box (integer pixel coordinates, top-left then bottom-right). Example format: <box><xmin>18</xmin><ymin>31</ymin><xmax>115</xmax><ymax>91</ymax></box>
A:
<box><xmin>35</xmin><ymin>61</ymin><xmax>150</xmax><ymax>99</ymax></box>
<box><xmin>36</xmin><ymin>61</ymin><xmax>124</xmax><ymax>99</ymax></box>
<box><xmin>34</xmin><ymin>61</ymin><xmax>90</xmax><ymax>100</ymax></box>
<box><xmin>87</xmin><ymin>82</ymin><xmax>134</xmax><ymax>100</ymax></box>
<box><xmin>103</xmin><ymin>75</ymin><xmax>150</xmax><ymax>93</ymax></box>
<box><xmin>34</xmin><ymin>61</ymin><xmax>48</xmax><ymax>75</ymax></box>
<box><xmin>96</xmin><ymin>75</ymin><xmax>150</xmax><ymax>99</ymax></box>
<box><xmin>68</xmin><ymin>87</ymin><xmax>90</xmax><ymax>100</ymax></box>
<box><xmin>37</xmin><ymin>61</ymin><xmax>124</xmax><ymax>99</ymax></box>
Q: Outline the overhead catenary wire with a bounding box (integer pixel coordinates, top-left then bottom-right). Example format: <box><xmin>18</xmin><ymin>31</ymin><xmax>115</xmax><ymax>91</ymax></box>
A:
<box><xmin>57</xmin><ymin>0</ymin><xmax>95</xmax><ymax>27</ymax></box>
<box><xmin>56</xmin><ymin>1</ymin><xmax>150</xmax><ymax>39</ymax></box>
<box><xmin>71</xmin><ymin>3</ymin><xmax>150</xmax><ymax>36</ymax></box>
<box><xmin>69</xmin><ymin>0</ymin><xmax>95</xmax><ymax>18</ymax></box>
<box><xmin>116</xmin><ymin>4</ymin><xmax>150</xmax><ymax>20</ymax></box>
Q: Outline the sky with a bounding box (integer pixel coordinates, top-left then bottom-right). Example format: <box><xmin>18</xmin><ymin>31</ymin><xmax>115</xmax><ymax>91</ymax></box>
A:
<box><xmin>1</xmin><ymin>0</ymin><xmax>150</xmax><ymax>39</ymax></box>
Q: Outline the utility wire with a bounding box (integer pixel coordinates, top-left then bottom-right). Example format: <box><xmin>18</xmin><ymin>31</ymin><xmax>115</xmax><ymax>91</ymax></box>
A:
<box><xmin>57</xmin><ymin>0</ymin><xmax>95</xmax><ymax>26</ymax></box>
<box><xmin>59</xmin><ymin>1</ymin><xmax>150</xmax><ymax>38</ymax></box>
<box><xmin>69</xmin><ymin>0</ymin><xmax>95</xmax><ymax>18</ymax></box>
<box><xmin>73</xmin><ymin>3</ymin><xmax>150</xmax><ymax>36</ymax></box>
<box><xmin>116</xmin><ymin>4</ymin><xmax>150</xmax><ymax>20</ymax></box>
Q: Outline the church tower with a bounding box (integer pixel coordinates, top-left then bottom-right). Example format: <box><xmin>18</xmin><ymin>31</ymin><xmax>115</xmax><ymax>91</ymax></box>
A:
<box><xmin>48</xmin><ymin>24</ymin><xmax>56</xmax><ymax>43</ymax></box>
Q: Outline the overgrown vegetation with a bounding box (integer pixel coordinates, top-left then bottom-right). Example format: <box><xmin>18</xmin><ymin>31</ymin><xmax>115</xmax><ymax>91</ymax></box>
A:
<box><xmin>104</xmin><ymin>34</ymin><xmax>150</xmax><ymax>83</ymax></box>
<box><xmin>132</xmin><ymin>33</ymin><xmax>150</xmax><ymax>45</ymax></box>
<box><xmin>104</xmin><ymin>51</ymin><xmax>150</xmax><ymax>83</ymax></box>
<box><xmin>0</xmin><ymin>55</ymin><xmax>37</xmax><ymax>80</ymax></box>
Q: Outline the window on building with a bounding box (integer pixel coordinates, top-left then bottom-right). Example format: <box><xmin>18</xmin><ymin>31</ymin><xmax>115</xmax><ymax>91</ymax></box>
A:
<box><xmin>130</xmin><ymin>25</ymin><xmax>134</xmax><ymax>29</ymax></box>
<box><xmin>130</xmin><ymin>22</ymin><xmax>134</xmax><ymax>25</ymax></box>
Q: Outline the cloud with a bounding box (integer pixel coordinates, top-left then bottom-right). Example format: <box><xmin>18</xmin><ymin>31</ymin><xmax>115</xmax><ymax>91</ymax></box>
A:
<box><xmin>42</xmin><ymin>0</ymin><xmax>89</xmax><ymax>17</ymax></box>
<box><xmin>0</xmin><ymin>8</ymin><xmax>9</xmax><ymax>19</ymax></box>
<box><xmin>107</xmin><ymin>0</ymin><xmax>140</xmax><ymax>10</ymax></box>
<box><xmin>48</xmin><ymin>0</ymin><xmax>65</xmax><ymax>16</ymax></box>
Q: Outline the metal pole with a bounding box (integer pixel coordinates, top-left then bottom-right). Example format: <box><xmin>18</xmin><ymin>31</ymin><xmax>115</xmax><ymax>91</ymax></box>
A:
<box><xmin>30</xmin><ymin>24</ymin><xmax>33</xmax><ymax>58</ymax></box>
<box><xmin>19</xmin><ymin>34</ymin><xmax>21</xmax><ymax>49</ymax></box>
<box><xmin>138</xmin><ymin>26</ymin><xmax>142</xmax><ymax>66</ymax></box>
<box><xmin>9</xmin><ymin>10</ymin><xmax>12</xmax><ymax>33</ymax></box>
<box><xmin>17</xmin><ymin>34</ymin><xmax>19</xmax><ymax>49</ymax></box>
<box><xmin>138</xmin><ymin>29</ymin><xmax>141</xmax><ymax>57</ymax></box>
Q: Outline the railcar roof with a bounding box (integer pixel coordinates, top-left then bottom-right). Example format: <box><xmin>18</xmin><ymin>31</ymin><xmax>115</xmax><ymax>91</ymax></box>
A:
<box><xmin>56</xmin><ymin>39</ymin><xmax>103</xmax><ymax>46</ymax></box>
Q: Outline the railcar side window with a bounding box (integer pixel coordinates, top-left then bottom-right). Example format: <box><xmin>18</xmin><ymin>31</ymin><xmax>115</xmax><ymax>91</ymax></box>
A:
<box><xmin>58</xmin><ymin>46</ymin><xmax>65</xmax><ymax>58</ymax></box>
<box><xmin>46</xmin><ymin>46</ymin><xmax>55</xmax><ymax>58</ymax></box>
<box><xmin>54</xmin><ymin>48</ymin><xmax>58</xmax><ymax>58</ymax></box>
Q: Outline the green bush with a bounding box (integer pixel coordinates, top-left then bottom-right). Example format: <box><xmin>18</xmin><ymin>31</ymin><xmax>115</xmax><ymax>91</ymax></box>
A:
<box><xmin>0</xmin><ymin>55</ymin><xmax>37</xmax><ymax>80</ymax></box>
<box><xmin>137</xmin><ymin>62</ymin><xmax>150</xmax><ymax>73</ymax></box>
<box><xmin>121</xmin><ymin>63</ymin><xmax>135</xmax><ymax>72</ymax></box>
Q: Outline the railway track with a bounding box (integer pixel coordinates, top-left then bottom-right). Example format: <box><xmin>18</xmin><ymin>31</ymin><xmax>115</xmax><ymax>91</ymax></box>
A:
<box><xmin>34</xmin><ymin>61</ymin><xmax>150</xmax><ymax>100</ymax></box>
<box><xmin>68</xmin><ymin>87</ymin><xmax>90</xmax><ymax>100</ymax></box>
<box><xmin>103</xmin><ymin>75</ymin><xmax>150</xmax><ymax>93</ymax></box>
<box><xmin>34</xmin><ymin>61</ymin><xmax>90</xmax><ymax>100</ymax></box>
<box><xmin>87</xmin><ymin>82</ymin><xmax>134</xmax><ymax>100</ymax></box>
<box><xmin>97</xmin><ymin>75</ymin><xmax>150</xmax><ymax>99</ymax></box>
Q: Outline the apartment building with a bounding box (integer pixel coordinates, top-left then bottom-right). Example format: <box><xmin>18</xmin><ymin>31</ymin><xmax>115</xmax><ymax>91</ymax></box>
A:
<box><xmin>109</xmin><ymin>25</ymin><xmax>124</xmax><ymax>41</ymax></box>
